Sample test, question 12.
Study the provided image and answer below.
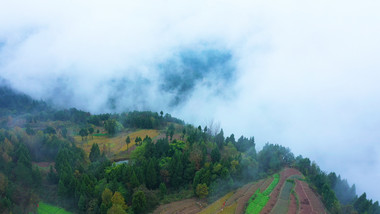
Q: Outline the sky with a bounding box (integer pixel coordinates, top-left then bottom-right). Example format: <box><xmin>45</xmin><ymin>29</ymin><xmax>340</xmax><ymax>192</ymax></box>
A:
<box><xmin>1</xmin><ymin>0</ymin><xmax>380</xmax><ymax>200</ymax></box>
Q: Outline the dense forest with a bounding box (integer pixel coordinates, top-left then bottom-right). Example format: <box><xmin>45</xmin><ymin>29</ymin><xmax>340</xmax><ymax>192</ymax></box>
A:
<box><xmin>0</xmin><ymin>85</ymin><xmax>379</xmax><ymax>214</ymax></box>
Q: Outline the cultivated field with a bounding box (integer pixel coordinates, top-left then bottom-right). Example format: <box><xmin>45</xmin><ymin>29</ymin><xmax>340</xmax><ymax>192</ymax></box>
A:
<box><xmin>296</xmin><ymin>180</ymin><xmax>326</xmax><ymax>214</ymax></box>
<box><xmin>152</xmin><ymin>168</ymin><xmax>327</xmax><ymax>214</ymax></box>
<box><xmin>261</xmin><ymin>168</ymin><xmax>301</xmax><ymax>214</ymax></box>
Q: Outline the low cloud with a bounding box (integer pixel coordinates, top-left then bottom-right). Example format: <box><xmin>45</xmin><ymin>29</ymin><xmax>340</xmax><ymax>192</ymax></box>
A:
<box><xmin>1</xmin><ymin>0</ymin><xmax>380</xmax><ymax>200</ymax></box>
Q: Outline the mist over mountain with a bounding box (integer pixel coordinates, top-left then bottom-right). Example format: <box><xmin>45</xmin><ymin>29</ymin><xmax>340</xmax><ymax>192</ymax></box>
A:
<box><xmin>1</xmin><ymin>0</ymin><xmax>380</xmax><ymax>201</ymax></box>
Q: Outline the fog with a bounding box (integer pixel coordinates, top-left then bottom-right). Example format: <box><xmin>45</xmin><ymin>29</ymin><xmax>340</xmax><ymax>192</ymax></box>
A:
<box><xmin>1</xmin><ymin>0</ymin><xmax>380</xmax><ymax>200</ymax></box>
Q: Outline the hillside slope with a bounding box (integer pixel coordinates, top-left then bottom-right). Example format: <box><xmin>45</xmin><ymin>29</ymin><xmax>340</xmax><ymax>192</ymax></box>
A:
<box><xmin>186</xmin><ymin>168</ymin><xmax>326</xmax><ymax>214</ymax></box>
<box><xmin>0</xmin><ymin>86</ymin><xmax>379</xmax><ymax>214</ymax></box>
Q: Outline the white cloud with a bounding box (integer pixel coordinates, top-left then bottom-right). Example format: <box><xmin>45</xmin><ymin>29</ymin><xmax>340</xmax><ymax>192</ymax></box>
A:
<box><xmin>1</xmin><ymin>0</ymin><xmax>380</xmax><ymax>200</ymax></box>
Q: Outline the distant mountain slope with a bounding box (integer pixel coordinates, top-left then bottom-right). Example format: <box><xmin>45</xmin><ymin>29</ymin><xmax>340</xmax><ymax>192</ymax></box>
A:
<box><xmin>0</xmin><ymin>85</ymin><xmax>51</xmax><ymax>116</ymax></box>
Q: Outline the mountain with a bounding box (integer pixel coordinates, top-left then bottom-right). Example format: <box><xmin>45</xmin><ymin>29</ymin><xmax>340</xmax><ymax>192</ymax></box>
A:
<box><xmin>0</xmin><ymin>86</ymin><xmax>378</xmax><ymax>214</ymax></box>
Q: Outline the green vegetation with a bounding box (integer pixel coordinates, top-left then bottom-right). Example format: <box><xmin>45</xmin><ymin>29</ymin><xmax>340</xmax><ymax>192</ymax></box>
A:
<box><xmin>245</xmin><ymin>174</ymin><xmax>280</xmax><ymax>214</ymax></box>
<box><xmin>0</xmin><ymin>86</ymin><xmax>379</xmax><ymax>214</ymax></box>
<box><xmin>38</xmin><ymin>202</ymin><xmax>72</xmax><ymax>214</ymax></box>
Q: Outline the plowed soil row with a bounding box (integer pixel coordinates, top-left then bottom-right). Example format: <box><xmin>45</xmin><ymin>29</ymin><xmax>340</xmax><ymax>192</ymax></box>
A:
<box><xmin>298</xmin><ymin>181</ymin><xmax>326</xmax><ymax>214</ymax></box>
<box><xmin>270</xmin><ymin>180</ymin><xmax>294</xmax><ymax>214</ymax></box>
<box><xmin>152</xmin><ymin>168</ymin><xmax>327</xmax><ymax>214</ymax></box>
<box><xmin>261</xmin><ymin>168</ymin><xmax>301</xmax><ymax>214</ymax></box>
<box><xmin>295</xmin><ymin>179</ymin><xmax>327</xmax><ymax>214</ymax></box>
<box><xmin>153</xmin><ymin>198</ymin><xmax>206</xmax><ymax>214</ymax></box>
<box><xmin>287</xmin><ymin>193</ymin><xmax>298</xmax><ymax>214</ymax></box>
<box><xmin>235</xmin><ymin>178</ymin><xmax>273</xmax><ymax>214</ymax></box>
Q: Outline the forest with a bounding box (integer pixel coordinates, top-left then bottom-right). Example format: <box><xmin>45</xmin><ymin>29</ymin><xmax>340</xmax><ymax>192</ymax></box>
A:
<box><xmin>0</xmin><ymin>85</ymin><xmax>379</xmax><ymax>214</ymax></box>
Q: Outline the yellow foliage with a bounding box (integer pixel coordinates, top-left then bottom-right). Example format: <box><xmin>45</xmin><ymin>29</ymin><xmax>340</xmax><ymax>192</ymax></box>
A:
<box><xmin>74</xmin><ymin>129</ymin><xmax>159</xmax><ymax>159</ymax></box>
<box><xmin>111</xmin><ymin>192</ymin><xmax>128</xmax><ymax>210</ymax></box>
<box><xmin>102</xmin><ymin>188</ymin><xmax>113</xmax><ymax>206</ymax></box>
<box><xmin>199</xmin><ymin>192</ymin><xmax>234</xmax><ymax>214</ymax></box>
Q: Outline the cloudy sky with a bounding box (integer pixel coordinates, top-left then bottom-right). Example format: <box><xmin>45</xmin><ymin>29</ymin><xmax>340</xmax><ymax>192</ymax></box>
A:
<box><xmin>1</xmin><ymin>0</ymin><xmax>380</xmax><ymax>200</ymax></box>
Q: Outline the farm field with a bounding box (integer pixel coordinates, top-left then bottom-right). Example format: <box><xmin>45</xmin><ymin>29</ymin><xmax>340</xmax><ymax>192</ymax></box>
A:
<box><xmin>152</xmin><ymin>168</ymin><xmax>328</xmax><ymax>214</ymax></box>
<box><xmin>245</xmin><ymin>174</ymin><xmax>280</xmax><ymax>214</ymax></box>
<box><xmin>270</xmin><ymin>180</ymin><xmax>294</xmax><ymax>214</ymax></box>
<box><xmin>296</xmin><ymin>180</ymin><xmax>326</xmax><ymax>214</ymax></box>
<box><xmin>74</xmin><ymin>129</ymin><xmax>160</xmax><ymax>160</ymax></box>
<box><xmin>38</xmin><ymin>202</ymin><xmax>71</xmax><ymax>214</ymax></box>
<box><xmin>260</xmin><ymin>168</ymin><xmax>302</xmax><ymax>214</ymax></box>
<box><xmin>196</xmin><ymin>177</ymin><xmax>274</xmax><ymax>214</ymax></box>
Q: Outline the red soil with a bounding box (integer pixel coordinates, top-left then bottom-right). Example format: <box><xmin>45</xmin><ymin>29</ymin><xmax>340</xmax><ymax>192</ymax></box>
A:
<box><xmin>295</xmin><ymin>179</ymin><xmax>329</xmax><ymax>214</ymax></box>
<box><xmin>234</xmin><ymin>180</ymin><xmax>265</xmax><ymax>214</ymax></box>
<box><xmin>261</xmin><ymin>168</ymin><xmax>302</xmax><ymax>214</ymax></box>
<box><xmin>299</xmin><ymin>181</ymin><xmax>326</xmax><ymax>214</ymax></box>
<box><xmin>235</xmin><ymin>177</ymin><xmax>275</xmax><ymax>214</ymax></box>
<box><xmin>287</xmin><ymin>193</ymin><xmax>298</xmax><ymax>214</ymax></box>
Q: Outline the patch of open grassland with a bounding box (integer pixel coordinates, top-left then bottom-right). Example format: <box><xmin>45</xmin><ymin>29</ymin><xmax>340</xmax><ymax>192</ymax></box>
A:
<box><xmin>74</xmin><ymin>129</ymin><xmax>160</xmax><ymax>160</ymax></box>
<box><xmin>38</xmin><ymin>202</ymin><xmax>71</xmax><ymax>214</ymax></box>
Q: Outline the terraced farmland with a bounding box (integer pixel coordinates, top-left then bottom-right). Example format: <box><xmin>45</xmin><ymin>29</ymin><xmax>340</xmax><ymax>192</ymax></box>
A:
<box><xmin>245</xmin><ymin>174</ymin><xmax>280</xmax><ymax>214</ymax></box>
<box><xmin>152</xmin><ymin>168</ymin><xmax>327</xmax><ymax>214</ymax></box>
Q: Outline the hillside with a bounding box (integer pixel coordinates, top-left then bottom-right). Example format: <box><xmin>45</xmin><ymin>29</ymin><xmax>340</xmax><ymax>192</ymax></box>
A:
<box><xmin>0</xmin><ymin>86</ymin><xmax>379</xmax><ymax>214</ymax></box>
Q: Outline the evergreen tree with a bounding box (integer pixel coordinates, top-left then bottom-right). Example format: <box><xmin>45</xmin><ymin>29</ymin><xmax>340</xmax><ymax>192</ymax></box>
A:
<box><xmin>211</xmin><ymin>148</ymin><xmax>221</xmax><ymax>163</ymax></box>
<box><xmin>132</xmin><ymin>190</ymin><xmax>146</xmax><ymax>214</ymax></box>
<box><xmin>89</xmin><ymin>143</ymin><xmax>101</xmax><ymax>162</ymax></box>
<box><xmin>79</xmin><ymin>128</ymin><xmax>88</xmax><ymax>141</ymax></box>
<box><xmin>130</xmin><ymin>171</ymin><xmax>140</xmax><ymax>188</ymax></box>
<box><xmin>146</xmin><ymin>159</ymin><xmax>158</xmax><ymax>189</ymax></box>
<box><xmin>125</xmin><ymin>136</ymin><xmax>130</xmax><ymax>150</ymax></box>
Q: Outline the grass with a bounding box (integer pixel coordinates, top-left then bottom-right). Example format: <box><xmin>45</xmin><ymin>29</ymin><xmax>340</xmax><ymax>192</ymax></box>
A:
<box><xmin>74</xmin><ymin>129</ymin><xmax>160</xmax><ymax>160</ymax></box>
<box><xmin>38</xmin><ymin>202</ymin><xmax>71</xmax><ymax>214</ymax></box>
<box><xmin>199</xmin><ymin>192</ymin><xmax>234</xmax><ymax>214</ymax></box>
<box><xmin>245</xmin><ymin>174</ymin><xmax>280</xmax><ymax>214</ymax></box>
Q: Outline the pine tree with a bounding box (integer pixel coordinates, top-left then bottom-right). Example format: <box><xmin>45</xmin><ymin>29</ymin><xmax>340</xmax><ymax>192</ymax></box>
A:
<box><xmin>146</xmin><ymin>159</ymin><xmax>158</xmax><ymax>189</ymax></box>
<box><xmin>132</xmin><ymin>190</ymin><xmax>146</xmax><ymax>214</ymax></box>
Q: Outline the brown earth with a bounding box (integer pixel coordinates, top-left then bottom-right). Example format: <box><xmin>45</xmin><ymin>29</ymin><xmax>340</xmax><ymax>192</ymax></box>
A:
<box><xmin>296</xmin><ymin>180</ymin><xmax>315</xmax><ymax>214</ymax></box>
<box><xmin>287</xmin><ymin>193</ymin><xmax>298</xmax><ymax>214</ymax></box>
<box><xmin>299</xmin><ymin>181</ymin><xmax>326</xmax><ymax>214</ymax></box>
<box><xmin>261</xmin><ymin>168</ymin><xmax>302</xmax><ymax>214</ymax></box>
<box><xmin>235</xmin><ymin>177</ymin><xmax>273</xmax><ymax>214</ymax></box>
<box><xmin>152</xmin><ymin>198</ymin><xmax>206</xmax><ymax>214</ymax></box>
<box><xmin>152</xmin><ymin>168</ymin><xmax>327</xmax><ymax>214</ymax></box>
